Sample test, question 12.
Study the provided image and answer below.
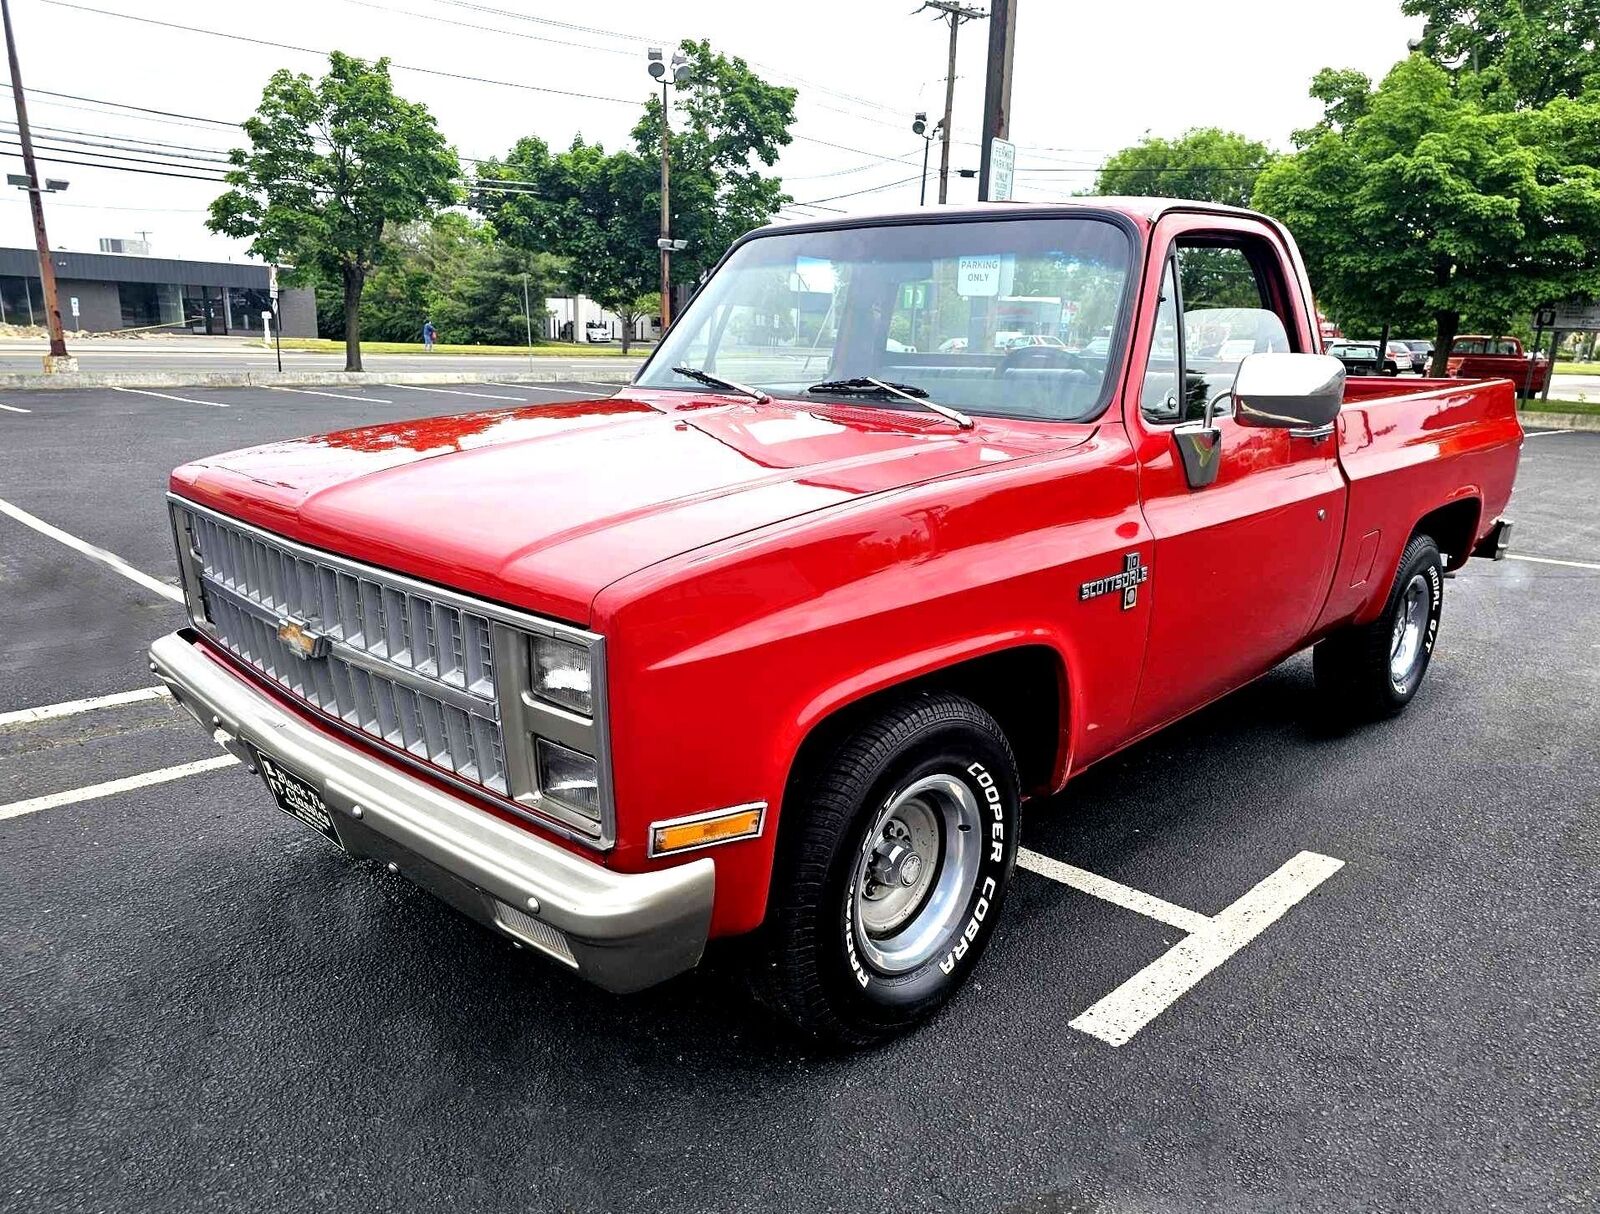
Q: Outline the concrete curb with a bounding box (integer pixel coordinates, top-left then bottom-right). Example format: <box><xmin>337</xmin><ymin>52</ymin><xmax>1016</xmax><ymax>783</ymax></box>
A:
<box><xmin>0</xmin><ymin>368</ymin><xmax>637</xmax><ymax>392</ymax></box>
<box><xmin>1521</xmin><ymin>411</ymin><xmax>1600</xmax><ymax>432</ymax></box>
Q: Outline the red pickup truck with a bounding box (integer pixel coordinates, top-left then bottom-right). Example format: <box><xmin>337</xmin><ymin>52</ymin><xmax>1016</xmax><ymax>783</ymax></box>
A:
<box><xmin>1447</xmin><ymin>334</ymin><xmax>1552</xmax><ymax>396</ymax></box>
<box><xmin>152</xmin><ymin>200</ymin><xmax>1521</xmax><ymax>1044</ymax></box>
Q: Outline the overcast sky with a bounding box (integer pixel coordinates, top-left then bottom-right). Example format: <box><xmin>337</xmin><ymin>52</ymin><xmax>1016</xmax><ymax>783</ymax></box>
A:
<box><xmin>2</xmin><ymin>0</ymin><xmax>1423</xmax><ymax>263</ymax></box>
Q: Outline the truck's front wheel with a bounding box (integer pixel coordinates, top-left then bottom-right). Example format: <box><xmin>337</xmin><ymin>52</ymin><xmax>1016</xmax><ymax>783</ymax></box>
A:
<box><xmin>1314</xmin><ymin>533</ymin><xmax>1444</xmax><ymax>720</ymax></box>
<box><xmin>754</xmin><ymin>692</ymin><xmax>1020</xmax><ymax>1046</ymax></box>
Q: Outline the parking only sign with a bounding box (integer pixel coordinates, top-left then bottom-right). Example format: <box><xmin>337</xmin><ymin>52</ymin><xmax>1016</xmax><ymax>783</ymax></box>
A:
<box><xmin>957</xmin><ymin>256</ymin><xmax>1003</xmax><ymax>297</ymax></box>
<box><xmin>70</xmin><ymin>297</ymin><xmax>79</xmax><ymax>317</ymax></box>
<box><xmin>989</xmin><ymin>137</ymin><xmax>1016</xmax><ymax>202</ymax></box>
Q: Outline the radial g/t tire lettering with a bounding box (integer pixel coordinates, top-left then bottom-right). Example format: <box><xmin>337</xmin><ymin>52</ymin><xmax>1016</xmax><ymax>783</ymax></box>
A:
<box><xmin>1314</xmin><ymin>533</ymin><xmax>1445</xmax><ymax>720</ymax></box>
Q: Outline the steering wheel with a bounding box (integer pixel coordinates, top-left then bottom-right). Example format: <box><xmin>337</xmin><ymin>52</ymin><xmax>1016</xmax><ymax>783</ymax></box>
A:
<box><xmin>997</xmin><ymin>344</ymin><xmax>1084</xmax><ymax>374</ymax></box>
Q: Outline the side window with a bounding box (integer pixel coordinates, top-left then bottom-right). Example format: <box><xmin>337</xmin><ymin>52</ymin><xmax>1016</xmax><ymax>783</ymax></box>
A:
<box><xmin>1176</xmin><ymin>238</ymin><xmax>1293</xmax><ymax>415</ymax></box>
<box><xmin>1140</xmin><ymin>258</ymin><xmax>1183</xmax><ymax>423</ymax></box>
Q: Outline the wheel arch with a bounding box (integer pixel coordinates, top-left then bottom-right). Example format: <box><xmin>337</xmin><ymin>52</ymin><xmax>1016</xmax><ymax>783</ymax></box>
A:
<box><xmin>779</xmin><ymin>642</ymin><xmax>1070</xmax><ymax>837</ymax></box>
<box><xmin>1413</xmin><ymin>495</ymin><xmax>1482</xmax><ymax>570</ymax></box>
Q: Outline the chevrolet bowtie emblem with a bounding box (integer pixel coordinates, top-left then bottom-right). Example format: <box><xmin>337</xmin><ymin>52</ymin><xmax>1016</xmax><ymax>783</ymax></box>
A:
<box><xmin>276</xmin><ymin>617</ymin><xmax>329</xmax><ymax>661</ymax></box>
<box><xmin>1080</xmin><ymin>552</ymin><xmax>1149</xmax><ymax>611</ymax></box>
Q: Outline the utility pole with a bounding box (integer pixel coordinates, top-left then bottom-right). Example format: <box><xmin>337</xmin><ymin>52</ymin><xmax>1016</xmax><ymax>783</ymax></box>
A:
<box><xmin>918</xmin><ymin>1</ymin><xmax>986</xmax><ymax>204</ymax></box>
<box><xmin>977</xmin><ymin>0</ymin><xmax>1018</xmax><ymax>202</ymax></box>
<box><xmin>2</xmin><ymin>0</ymin><xmax>73</xmax><ymax>372</ymax></box>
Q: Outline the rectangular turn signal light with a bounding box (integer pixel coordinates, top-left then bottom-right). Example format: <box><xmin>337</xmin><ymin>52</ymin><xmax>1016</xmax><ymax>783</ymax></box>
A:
<box><xmin>649</xmin><ymin>804</ymin><xmax>765</xmax><ymax>857</ymax></box>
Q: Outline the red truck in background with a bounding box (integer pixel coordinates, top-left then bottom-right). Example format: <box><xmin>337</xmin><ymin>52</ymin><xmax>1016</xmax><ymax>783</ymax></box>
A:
<box><xmin>151</xmin><ymin>200</ymin><xmax>1522</xmax><ymax>1045</ymax></box>
<box><xmin>1447</xmin><ymin>334</ymin><xmax>1552</xmax><ymax>395</ymax></box>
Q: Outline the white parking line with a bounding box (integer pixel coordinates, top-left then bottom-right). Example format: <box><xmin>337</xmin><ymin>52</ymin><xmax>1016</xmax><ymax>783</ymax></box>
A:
<box><xmin>0</xmin><ymin>496</ymin><xmax>184</xmax><ymax>603</ymax></box>
<box><xmin>1523</xmin><ymin>428</ymin><xmax>1575</xmax><ymax>437</ymax></box>
<box><xmin>267</xmin><ymin>386</ymin><xmax>394</xmax><ymax>404</ymax></box>
<box><xmin>394</xmin><ymin>384</ymin><xmax>524</xmax><ymax>401</ymax></box>
<box><xmin>1507</xmin><ymin>553</ymin><xmax>1600</xmax><ymax>571</ymax></box>
<box><xmin>1065</xmin><ymin>851</ymin><xmax>1344</xmax><ymax>1047</ymax></box>
<box><xmin>1018</xmin><ymin>849</ymin><xmax>1212</xmax><ymax>934</ymax></box>
<box><xmin>110</xmin><ymin>386</ymin><xmax>228</xmax><ymax>408</ymax></box>
<box><xmin>0</xmin><ymin>755</ymin><xmax>238</xmax><ymax>823</ymax></box>
<box><xmin>0</xmin><ymin>685</ymin><xmax>169</xmax><ymax>728</ymax></box>
<box><xmin>0</xmin><ymin>402</ymin><xmax>31</xmax><ymax>413</ymax></box>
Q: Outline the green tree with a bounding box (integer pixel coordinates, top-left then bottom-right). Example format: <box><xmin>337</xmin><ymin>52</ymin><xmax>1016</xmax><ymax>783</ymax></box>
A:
<box><xmin>1402</xmin><ymin>0</ymin><xmax>1600</xmax><ymax>107</ymax></box>
<box><xmin>472</xmin><ymin>40</ymin><xmax>795</xmax><ymax>351</ymax></box>
<box><xmin>1093</xmin><ymin>128</ymin><xmax>1276</xmax><ymax>208</ymax></box>
<box><xmin>314</xmin><ymin>214</ymin><xmax>564</xmax><ymax>346</ymax></box>
<box><xmin>209</xmin><ymin>52</ymin><xmax>460</xmax><ymax>371</ymax></box>
<box><xmin>1254</xmin><ymin>56</ymin><xmax>1600</xmax><ymax>373</ymax></box>
<box><xmin>471</xmin><ymin>137</ymin><xmax>659</xmax><ymax>353</ymax></box>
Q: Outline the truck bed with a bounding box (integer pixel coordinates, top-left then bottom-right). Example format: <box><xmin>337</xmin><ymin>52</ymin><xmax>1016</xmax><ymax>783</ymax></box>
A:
<box><xmin>1313</xmin><ymin>376</ymin><xmax>1522</xmax><ymax>633</ymax></box>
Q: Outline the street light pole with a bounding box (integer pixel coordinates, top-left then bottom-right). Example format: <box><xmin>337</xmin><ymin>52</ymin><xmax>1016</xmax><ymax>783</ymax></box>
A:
<box><xmin>1</xmin><ymin>0</ymin><xmax>72</xmax><ymax>370</ymax></box>
<box><xmin>659</xmin><ymin>78</ymin><xmax>671</xmax><ymax>330</ymax></box>
<box><xmin>648</xmin><ymin>47</ymin><xmax>691</xmax><ymax>332</ymax></box>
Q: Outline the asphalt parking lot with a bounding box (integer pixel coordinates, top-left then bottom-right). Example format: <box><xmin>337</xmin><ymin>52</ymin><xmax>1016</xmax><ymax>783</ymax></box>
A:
<box><xmin>1</xmin><ymin>385</ymin><xmax>1596</xmax><ymax>1212</ymax></box>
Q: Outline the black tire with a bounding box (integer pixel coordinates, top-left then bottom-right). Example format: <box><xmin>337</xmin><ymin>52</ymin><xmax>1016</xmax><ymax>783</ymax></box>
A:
<box><xmin>752</xmin><ymin>691</ymin><xmax>1020</xmax><ymax>1046</ymax></box>
<box><xmin>1314</xmin><ymin>533</ymin><xmax>1444</xmax><ymax>720</ymax></box>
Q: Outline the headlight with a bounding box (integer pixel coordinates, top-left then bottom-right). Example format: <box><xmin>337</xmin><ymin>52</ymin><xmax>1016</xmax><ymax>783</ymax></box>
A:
<box><xmin>536</xmin><ymin>738</ymin><xmax>600</xmax><ymax>820</ymax></box>
<box><xmin>529</xmin><ymin>634</ymin><xmax>593</xmax><ymax>715</ymax></box>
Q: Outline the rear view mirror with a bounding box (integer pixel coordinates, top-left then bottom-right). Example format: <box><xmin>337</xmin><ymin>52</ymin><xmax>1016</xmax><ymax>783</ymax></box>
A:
<box><xmin>1231</xmin><ymin>353</ymin><xmax>1345</xmax><ymax>430</ymax></box>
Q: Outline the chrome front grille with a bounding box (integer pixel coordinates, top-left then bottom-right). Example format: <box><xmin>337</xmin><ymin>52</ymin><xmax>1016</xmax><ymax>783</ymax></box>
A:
<box><xmin>171</xmin><ymin>501</ymin><xmax>508</xmax><ymax>795</ymax></box>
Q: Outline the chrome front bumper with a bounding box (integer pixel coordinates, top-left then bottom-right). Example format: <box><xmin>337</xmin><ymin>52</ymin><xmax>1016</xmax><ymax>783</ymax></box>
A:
<box><xmin>149</xmin><ymin>630</ymin><xmax>713</xmax><ymax>993</ymax></box>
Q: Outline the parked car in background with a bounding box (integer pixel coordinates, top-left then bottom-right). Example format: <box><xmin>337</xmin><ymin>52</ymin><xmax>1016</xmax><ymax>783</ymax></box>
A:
<box><xmin>1402</xmin><ymin>339</ymin><xmax>1433</xmax><ymax>372</ymax></box>
<box><xmin>1326</xmin><ymin>340</ymin><xmax>1384</xmax><ymax>376</ymax></box>
<box><xmin>1385</xmin><ymin>341</ymin><xmax>1420</xmax><ymax>375</ymax></box>
<box><xmin>1446</xmin><ymin>335</ymin><xmax>1552</xmax><ymax>395</ymax></box>
<box><xmin>1003</xmin><ymin>334</ymin><xmax>1068</xmax><ymax>351</ymax></box>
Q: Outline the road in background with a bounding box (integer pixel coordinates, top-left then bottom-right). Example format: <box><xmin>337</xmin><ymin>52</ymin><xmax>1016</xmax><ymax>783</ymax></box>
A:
<box><xmin>0</xmin><ymin>336</ymin><xmax>647</xmax><ymax>377</ymax></box>
<box><xmin>1</xmin><ymin>393</ymin><xmax>1595</xmax><ymax>1213</ymax></box>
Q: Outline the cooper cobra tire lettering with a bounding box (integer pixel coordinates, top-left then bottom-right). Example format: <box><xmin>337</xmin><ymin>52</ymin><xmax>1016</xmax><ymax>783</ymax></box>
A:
<box><xmin>754</xmin><ymin>691</ymin><xmax>1019</xmax><ymax>1045</ymax></box>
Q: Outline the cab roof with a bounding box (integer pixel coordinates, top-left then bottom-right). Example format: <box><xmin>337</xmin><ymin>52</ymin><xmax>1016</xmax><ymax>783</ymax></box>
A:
<box><xmin>763</xmin><ymin>197</ymin><xmax>1272</xmax><ymax>232</ymax></box>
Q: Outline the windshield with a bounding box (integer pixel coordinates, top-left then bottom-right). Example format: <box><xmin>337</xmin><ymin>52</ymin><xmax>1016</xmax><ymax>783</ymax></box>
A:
<box><xmin>638</xmin><ymin>216</ymin><xmax>1134</xmax><ymax>423</ymax></box>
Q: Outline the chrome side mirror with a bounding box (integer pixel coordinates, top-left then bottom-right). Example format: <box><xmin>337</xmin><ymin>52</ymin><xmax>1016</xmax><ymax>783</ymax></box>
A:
<box><xmin>1230</xmin><ymin>353</ymin><xmax>1345</xmax><ymax>431</ymax></box>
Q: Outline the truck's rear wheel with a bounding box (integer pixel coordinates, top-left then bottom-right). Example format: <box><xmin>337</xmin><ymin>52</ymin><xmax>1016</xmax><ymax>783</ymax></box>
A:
<box><xmin>753</xmin><ymin>691</ymin><xmax>1019</xmax><ymax>1046</ymax></box>
<box><xmin>1314</xmin><ymin>533</ymin><xmax>1444</xmax><ymax>720</ymax></box>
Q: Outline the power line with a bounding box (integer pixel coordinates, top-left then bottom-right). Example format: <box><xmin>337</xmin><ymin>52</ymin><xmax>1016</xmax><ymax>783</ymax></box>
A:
<box><xmin>4</xmin><ymin>120</ymin><xmax>233</xmax><ymax>157</ymax></box>
<box><xmin>333</xmin><ymin>0</ymin><xmax>637</xmax><ymax>57</ymax></box>
<box><xmin>0</xmin><ymin>142</ymin><xmax>229</xmax><ymax>182</ymax></box>
<box><xmin>0</xmin><ymin>78</ymin><xmax>241</xmax><ymax>127</ymax></box>
<box><xmin>41</xmin><ymin>2</ymin><xmax>643</xmax><ymax>107</ymax></box>
<box><xmin>794</xmin><ymin>173</ymin><xmax>923</xmax><ymax>206</ymax></box>
<box><xmin>0</xmin><ymin>125</ymin><xmax>231</xmax><ymax>163</ymax></box>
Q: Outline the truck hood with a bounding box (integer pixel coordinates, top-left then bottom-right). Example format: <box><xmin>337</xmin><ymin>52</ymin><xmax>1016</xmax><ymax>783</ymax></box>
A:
<box><xmin>172</xmin><ymin>388</ymin><xmax>1077</xmax><ymax>624</ymax></box>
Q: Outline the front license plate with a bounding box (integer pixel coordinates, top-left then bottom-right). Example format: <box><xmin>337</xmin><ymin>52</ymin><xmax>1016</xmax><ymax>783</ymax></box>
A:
<box><xmin>254</xmin><ymin>749</ymin><xmax>342</xmax><ymax>846</ymax></box>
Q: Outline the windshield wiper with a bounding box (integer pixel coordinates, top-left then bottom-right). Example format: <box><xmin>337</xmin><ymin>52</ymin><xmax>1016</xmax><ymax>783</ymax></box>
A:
<box><xmin>804</xmin><ymin>376</ymin><xmax>974</xmax><ymax>430</ymax></box>
<box><xmin>671</xmin><ymin>365</ymin><xmax>770</xmax><ymax>402</ymax></box>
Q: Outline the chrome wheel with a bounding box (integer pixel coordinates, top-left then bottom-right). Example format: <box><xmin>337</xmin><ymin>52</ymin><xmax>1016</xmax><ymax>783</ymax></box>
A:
<box><xmin>1389</xmin><ymin>572</ymin><xmax>1430</xmax><ymax>684</ymax></box>
<box><xmin>851</xmin><ymin>773</ymin><xmax>982</xmax><ymax>975</ymax></box>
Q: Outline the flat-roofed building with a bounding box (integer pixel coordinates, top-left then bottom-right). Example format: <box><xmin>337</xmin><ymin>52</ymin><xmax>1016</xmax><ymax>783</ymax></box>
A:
<box><xmin>0</xmin><ymin>247</ymin><xmax>317</xmax><ymax>337</ymax></box>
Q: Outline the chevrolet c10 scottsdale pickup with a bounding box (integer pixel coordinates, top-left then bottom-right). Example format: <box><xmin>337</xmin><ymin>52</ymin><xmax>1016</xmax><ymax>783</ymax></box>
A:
<box><xmin>152</xmin><ymin>200</ymin><xmax>1522</xmax><ymax>1044</ymax></box>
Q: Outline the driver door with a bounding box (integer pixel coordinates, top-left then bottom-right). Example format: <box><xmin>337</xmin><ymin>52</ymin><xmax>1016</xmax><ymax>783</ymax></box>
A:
<box><xmin>1127</xmin><ymin>219</ymin><xmax>1344</xmax><ymax>735</ymax></box>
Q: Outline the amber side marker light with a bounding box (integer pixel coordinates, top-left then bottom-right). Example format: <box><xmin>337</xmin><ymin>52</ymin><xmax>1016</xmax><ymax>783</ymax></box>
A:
<box><xmin>649</xmin><ymin>803</ymin><xmax>766</xmax><ymax>858</ymax></box>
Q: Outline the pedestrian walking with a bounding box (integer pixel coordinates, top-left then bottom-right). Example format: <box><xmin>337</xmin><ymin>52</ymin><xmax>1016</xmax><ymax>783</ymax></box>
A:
<box><xmin>422</xmin><ymin>319</ymin><xmax>437</xmax><ymax>352</ymax></box>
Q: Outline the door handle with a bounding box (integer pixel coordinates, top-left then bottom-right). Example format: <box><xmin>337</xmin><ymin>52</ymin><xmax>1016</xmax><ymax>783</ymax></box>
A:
<box><xmin>1288</xmin><ymin>423</ymin><xmax>1334</xmax><ymax>442</ymax></box>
